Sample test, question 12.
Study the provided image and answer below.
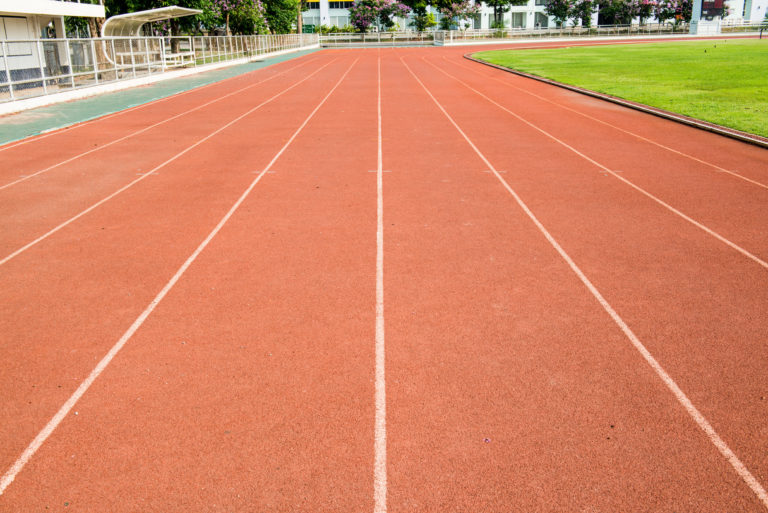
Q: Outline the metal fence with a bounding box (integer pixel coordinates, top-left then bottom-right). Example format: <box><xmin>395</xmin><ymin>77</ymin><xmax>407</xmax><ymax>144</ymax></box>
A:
<box><xmin>0</xmin><ymin>33</ymin><xmax>319</xmax><ymax>103</ymax></box>
<box><xmin>434</xmin><ymin>23</ymin><xmax>693</xmax><ymax>44</ymax></box>
<box><xmin>317</xmin><ymin>24</ymin><xmax>696</xmax><ymax>47</ymax></box>
<box><xmin>719</xmin><ymin>20</ymin><xmax>768</xmax><ymax>33</ymax></box>
<box><xmin>320</xmin><ymin>31</ymin><xmax>436</xmax><ymax>47</ymax></box>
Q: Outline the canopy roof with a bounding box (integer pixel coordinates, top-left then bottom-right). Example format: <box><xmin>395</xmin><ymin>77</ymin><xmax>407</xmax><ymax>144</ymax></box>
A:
<box><xmin>102</xmin><ymin>6</ymin><xmax>202</xmax><ymax>37</ymax></box>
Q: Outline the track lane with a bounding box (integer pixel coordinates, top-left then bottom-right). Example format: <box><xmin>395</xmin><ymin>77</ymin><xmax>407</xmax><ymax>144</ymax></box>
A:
<box><xmin>0</xmin><ymin>52</ymin><xmax>375</xmax><ymax>511</ymax></box>
<box><xmin>0</xmin><ymin>57</ymin><xmax>317</xmax><ymax>191</ymax></box>
<box><xmin>442</xmin><ymin>50</ymin><xmax>768</xmax><ymax>184</ymax></box>
<box><xmin>0</xmin><ymin>56</ymin><xmax>338</xmax><ymax>265</ymax></box>
<box><xmin>445</xmin><ymin>53</ymin><xmax>768</xmax><ymax>191</ymax></box>
<box><xmin>0</xmin><ymin>57</ymin><xmax>352</xmax><ymax>473</ymax></box>
<box><xmin>0</xmin><ymin>53</ymin><xmax>318</xmax><ymax>178</ymax></box>
<box><xmin>383</xmin><ymin>49</ymin><xmax>766</xmax><ymax>512</ymax></box>
<box><xmin>430</xmin><ymin>56</ymin><xmax>768</xmax><ymax>264</ymax></box>
<box><xmin>397</xmin><ymin>49</ymin><xmax>768</xmax><ymax>500</ymax></box>
<box><xmin>424</xmin><ymin>55</ymin><xmax>768</xmax><ymax>260</ymax></box>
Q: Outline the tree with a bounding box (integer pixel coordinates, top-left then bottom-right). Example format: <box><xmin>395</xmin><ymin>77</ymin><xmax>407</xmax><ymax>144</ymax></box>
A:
<box><xmin>348</xmin><ymin>0</ymin><xmax>411</xmax><ymax>32</ymax></box>
<box><xmin>411</xmin><ymin>10</ymin><xmax>438</xmax><ymax>30</ymax></box>
<box><xmin>438</xmin><ymin>0</ymin><xmax>481</xmax><ymax>29</ymax></box>
<box><xmin>596</xmin><ymin>0</ymin><xmax>637</xmax><ymax>24</ymax></box>
<box><xmin>212</xmin><ymin>0</ymin><xmax>270</xmax><ymax>34</ymax></box>
<box><xmin>569</xmin><ymin>0</ymin><xmax>594</xmax><ymax>26</ymax></box>
<box><xmin>265</xmin><ymin>0</ymin><xmax>301</xmax><ymax>32</ymax></box>
<box><xmin>653</xmin><ymin>0</ymin><xmax>677</xmax><ymax>22</ymax></box>
<box><xmin>545</xmin><ymin>0</ymin><xmax>570</xmax><ymax>26</ymax></box>
<box><xmin>482</xmin><ymin>0</ymin><xmax>527</xmax><ymax>28</ymax></box>
<box><xmin>348</xmin><ymin>0</ymin><xmax>381</xmax><ymax>31</ymax></box>
<box><xmin>403</xmin><ymin>0</ymin><xmax>434</xmax><ymax>32</ymax></box>
<box><xmin>634</xmin><ymin>0</ymin><xmax>654</xmax><ymax>23</ymax></box>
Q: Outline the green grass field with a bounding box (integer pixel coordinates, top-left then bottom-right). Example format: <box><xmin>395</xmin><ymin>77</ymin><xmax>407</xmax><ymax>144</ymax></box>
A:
<box><xmin>473</xmin><ymin>39</ymin><xmax>768</xmax><ymax>137</ymax></box>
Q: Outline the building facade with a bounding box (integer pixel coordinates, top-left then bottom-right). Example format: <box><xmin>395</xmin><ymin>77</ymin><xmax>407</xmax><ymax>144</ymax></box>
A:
<box><xmin>0</xmin><ymin>0</ymin><xmax>105</xmax><ymax>85</ymax></box>
<box><xmin>301</xmin><ymin>0</ymin><xmax>766</xmax><ymax>31</ymax></box>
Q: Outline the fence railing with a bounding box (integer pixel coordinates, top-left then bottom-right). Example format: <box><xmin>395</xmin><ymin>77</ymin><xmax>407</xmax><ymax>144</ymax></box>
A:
<box><xmin>0</xmin><ymin>33</ymin><xmax>319</xmax><ymax>103</ymax></box>
<box><xmin>719</xmin><ymin>20</ymin><xmax>768</xmax><ymax>33</ymax></box>
<box><xmin>319</xmin><ymin>31</ymin><xmax>436</xmax><ymax>46</ymax></box>
<box><xmin>434</xmin><ymin>23</ymin><xmax>692</xmax><ymax>44</ymax></box>
<box><xmin>318</xmin><ymin>24</ymin><xmax>695</xmax><ymax>46</ymax></box>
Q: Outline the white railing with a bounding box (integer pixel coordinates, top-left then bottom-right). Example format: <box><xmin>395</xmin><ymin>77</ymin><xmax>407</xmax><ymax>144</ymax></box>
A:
<box><xmin>719</xmin><ymin>20</ymin><xmax>768</xmax><ymax>32</ymax></box>
<box><xmin>435</xmin><ymin>23</ymin><xmax>692</xmax><ymax>44</ymax></box>
<box><xmin>318</xmin><ymin>24</ymin><xmax>695</xmax><ymax>46</ymax></box>
<box><xmin>0</xmin><ymin>33</ymin><xmax>319</xmax><ymax>103</ymax></box>
<box><xmin>319</xmin><ymin>31</ymin><xmax>436</xmax><ymax>46</ymax></box>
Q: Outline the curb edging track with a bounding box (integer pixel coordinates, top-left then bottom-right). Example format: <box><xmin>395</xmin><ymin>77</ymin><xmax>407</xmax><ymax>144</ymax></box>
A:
<box><xmin>464</xmin><ymin>52</ymin><xmax>768</xmax><ymax>150</ymax></box>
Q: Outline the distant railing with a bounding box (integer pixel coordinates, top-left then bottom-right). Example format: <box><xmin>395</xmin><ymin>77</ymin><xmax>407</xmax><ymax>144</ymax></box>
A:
<box><xmin>434</xmin><ymin>23</ymin><xmax>692</xmax><ymax>44</ymax></box>
<box><xmin>318</xmin><ymin>24</ymin><xmax>697</xmax><ymax>47</ymax></box>
<box><xmin>719</xmin><ymin>20</ymin><xmax>768</xmax><ymax>33</ymax></box>
<box><xmin>319</xmin><ymin>31</ymin><xmax>436</xmax><ymax>46</ymax></box>
<box><xmin>0</xmin><ymin>33</ymin><xmax>319</xmax><ymax>103</ymax></box>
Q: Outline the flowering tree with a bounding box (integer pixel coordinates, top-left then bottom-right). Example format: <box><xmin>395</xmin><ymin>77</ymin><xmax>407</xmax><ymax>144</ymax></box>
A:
<box><xmin>569</xmin><ymin>0</ymin><xmax>594</xmax><ymax>25</ymax></box>
<box><xmin>212</xmin><ymin>0</ymin><xmax>269</xmax><ymax>34</ymax></box>
<box><xmin>545</xmin><ymin>0</ymin><xmax>571</xmax><ymax>26</ymax></box>
<box><xmin>634</xmin><ymin>0</ymin><xmax>655</xmax><ymax>23</ymax></box>
<box><xmin>439</xmin><ymin>0</ymin><xmax>481</xmax><ymax>29</ymax></box>
<box><xmin>652</xmin><ymin>0</ymin><xmax>676</xmax><ymax>21</ymax></box>
<box><xmin>348</xmin><ymin>0</ymin><xmax>411</xmax><ymax>31</ymax></box>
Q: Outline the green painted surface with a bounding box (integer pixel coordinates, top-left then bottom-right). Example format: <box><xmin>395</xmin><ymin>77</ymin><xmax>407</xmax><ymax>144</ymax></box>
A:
<box><xmin>474</xmin><ymin>40</ymin><xmax>768</xmax><ymax>137</ymax></box>
<box><xmin>0</xmin><ymin>48</ymin><xmax>320</xmax><ymax>146</ymax></box>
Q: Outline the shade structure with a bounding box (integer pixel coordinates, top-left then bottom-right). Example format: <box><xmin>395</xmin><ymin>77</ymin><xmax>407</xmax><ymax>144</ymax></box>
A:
<box><xmin>102</xmin><ymin>6</ymin><xmax>202</xmax><ymax>37</ymax></box>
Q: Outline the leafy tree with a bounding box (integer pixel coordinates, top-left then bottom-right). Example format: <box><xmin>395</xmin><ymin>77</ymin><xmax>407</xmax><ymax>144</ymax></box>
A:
<box><xmin>653</xmin><ymin>0</ymin><xmax>677</xmax><ymax>22</ymax></box>
<box><xmin>634</xmin><ymin>0</ymin><xmax>654</xmax><ymax>23</ymax></box>
<box><xmin>596</xmin><ymin>0</ymin><xmax>637</xmax><ymax>24</ymax></box>
<box><xmin>439</xmin><ymin>0</ymin><xmax>481</xmax><ymax>29</ymax></box>
<box><xmin>349</xmin><ymin>0</ymin><xmax>381</xmax><ymax>31</ymax></box>
<box><xmin>348</xmin><ymin>0</ymin><xmax>411</xmax><ymax>32</ymax></box>
<box><xmin>212</xmin><ymin>0</ymin><xmax>270</xmax><ymax>34</ymax></box>
<box><xmin>569</xmin><ymin>0</ymin><xmax>594</xmax><ymax>25</ymax></box>
<box><xmin>545</xmin><ymin>0</ymin><xmax>570</xmax><ymax>25</ymax></box>
<box><xmin>264</xmin><ymin>0</ymin><xmax>300</xmax><ymax>33</ymax></box>
<box><xmin>411</xmin><ymin>10</ymin><xmax>438</xmax><ymax>30</ymax></box>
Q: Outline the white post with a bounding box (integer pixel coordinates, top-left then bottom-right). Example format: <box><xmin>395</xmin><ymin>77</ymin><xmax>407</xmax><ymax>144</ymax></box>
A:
<box><xmin>91</xmin><ymin>39</ymin><xmax>99</xmax><ymax>84</ymax></box>
<box><xmin>65</xmin><ymin>39</ymin><xmax>75</xmax><ymax>89</ymax></box>
<box><xmin>160</xmin><ymin>37</ymin><xmax>167</xmax><ymax>72</ymax></box>
<box><xmin>37</xmin><ymin>41</ymin><xmax>48</xmax><ymax>95</ymax></box>
<box><xmin>145</xmin><ymin>38</ymin><xmax>151</xmax><ymax>74</ymax></box>
<box><xmin>1</xmin><ymin>41</ymin><xmax>14</xmax><ymax>100</ymax></box>
<box><xmin>129</xmin><ymin>38</ymin><xmax>137</xmax><ymax>77</ymax></box>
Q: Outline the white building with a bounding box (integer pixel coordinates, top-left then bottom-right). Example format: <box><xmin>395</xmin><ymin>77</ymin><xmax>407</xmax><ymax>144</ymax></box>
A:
<box><xmin>301</xmin><ymin>0</ymin><xmax>557</xmax><ymax>31</ymax></box>
<box><xmin>301</xmin><ymin>0</ymin><xmax>767</xmax><ymax>31</ymax></box>
<box><xmin>728</xmin><ymin>0</ymin><xmax>768</xmax><ymax>21</ymax></box>
<box><xmin>1</xmin><ymin>0</ymin><xmax>106</xmax><ymax>84</ymax></box>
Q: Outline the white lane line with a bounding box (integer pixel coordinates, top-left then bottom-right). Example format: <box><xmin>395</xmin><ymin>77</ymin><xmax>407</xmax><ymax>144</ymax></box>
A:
<box><xmin>423</xmin><ymin>58</ymin><xmax>768</xmax><ymax>271</ymax></box>
<box><xmin>400</xmin><ymin>56</ymin><xmax>768</xmax><ymax>510</ymax></box>
<box><xmin>0</xmin><ymin>57</ymin><xmax>358</xmax><ymax>497</ymax></box>
<box><xmin>0</xmin><ymin>59</ymin><xmax>337</xmax><ymax>268</ymax></box>
<box><xmin>0</xmin><ymin>55</ymin><xmax>314</xmax><ymax>154</ymax></box>
<box><xmin>445</xmin><ymin>56</ymin><xmax>768</xmax><ymax>191</ymax></box>
<box><xmin>374</xmin><ymin>49</ymin><xmax>387</xmax><ymax>513</ymax></box>
<box><xmin>0</xmin><ymin>58</ymin><xmax>317</xmax><ymax>191</ymax></box>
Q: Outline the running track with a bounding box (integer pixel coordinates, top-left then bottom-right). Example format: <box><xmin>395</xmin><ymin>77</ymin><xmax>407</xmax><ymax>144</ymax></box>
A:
<box><xmin>1</xmin><ymin>44</ymin><xmax>767</xmax><ymax>512</ymax></box>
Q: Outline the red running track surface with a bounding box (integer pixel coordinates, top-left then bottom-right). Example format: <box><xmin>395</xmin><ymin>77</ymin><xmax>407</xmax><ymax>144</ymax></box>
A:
<box><xmin>0</xmin><ymin>45</ymin><xmax>767</xmax><ymax>512</ymax></box>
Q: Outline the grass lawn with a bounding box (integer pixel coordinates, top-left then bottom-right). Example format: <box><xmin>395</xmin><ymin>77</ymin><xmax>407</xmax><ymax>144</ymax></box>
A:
<box><xmin>473</xmin><ymin>39</ymin><xmax>768</xmax><ymax>137</ymax></box>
